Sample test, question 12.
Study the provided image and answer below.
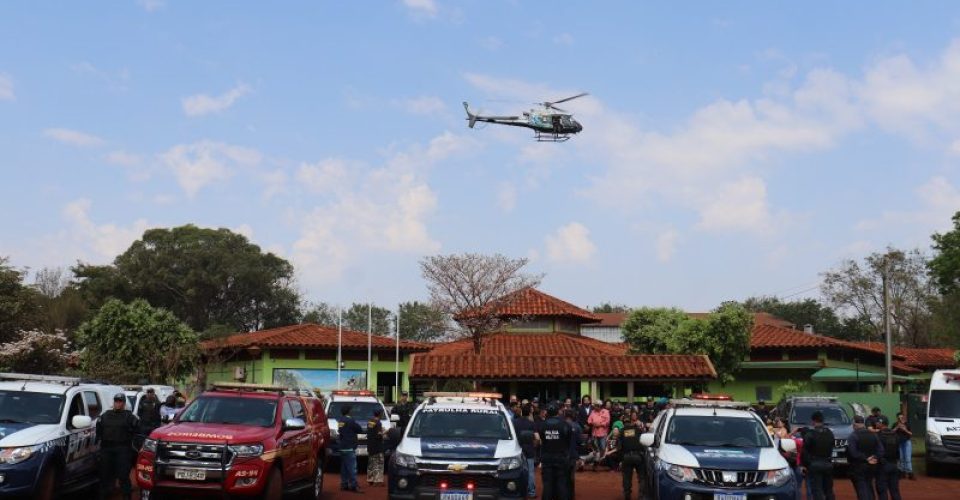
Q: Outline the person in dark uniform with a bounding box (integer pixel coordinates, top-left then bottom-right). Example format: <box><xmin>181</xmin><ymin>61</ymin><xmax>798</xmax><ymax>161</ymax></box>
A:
<box><xmin>639</xmin><ymin>398</ymin><xmax>657</xmax><ymax>429</ymax></box>
<box><xmin>538</xmin><ymin>404</ymin><xmax>573</xmax><ymax>500</ymax></box>
<box><xmin>564</xmin><ymin>409</ymin><xmax>583</xmax><ymax>498</ymax></box>
<box><xmin>97</xmin><ymin>392</ymin><xmax>138</xmax><ymax>500</ymax></box>
<box><xmin>337</xmin><ymin>405</ymin><xmax>364</xmax><ymax>493</ymax></box>
<box><xmin>366</xmin><ymin>408</ymin><xmax>385</xmax><ymax>487</ymax></box>
<box><xmin>620</xmin><ymin>410</ymin><xmax>645</xmax><ymax>500</ymax></box>
<box><xmin>801</xmin><ymin>411</ymin><xmax>836</xmax><ymax>500</ymax></box>
<box><xmin>577</xmin><ymin>395</ymin><xmax>592</xmax><ymax>427</ymax></box>
<box><xmin>136</xmin><ymin>388</ymin><xmax>162</xmax><ymax>447</ymax></box>
<box><xmin>847</xmin><ymin>415</ymin><xmax>883</xmax><ymax>500</ymax></box>
<box><xmin>390</xmin><ymin>391</ymin><xmax>415</xmax><ymax>431</ymax></box>
<box><xmin>514</xmin><ymin>405</ymin><xmax>540</xmax><ymax>498</ymax></box>
<box><xmin>865</xmin><ymin>407</ymin><xmax>883</xmax><ymax>432</ymax></box>
<box><xmin>875</xmin><ymin>416</ymin><xmax>902</xmax><ymax>500</ymax></box>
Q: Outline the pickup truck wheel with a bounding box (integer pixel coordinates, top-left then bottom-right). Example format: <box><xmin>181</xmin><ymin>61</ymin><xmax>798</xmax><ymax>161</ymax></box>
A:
<box><xmin>302</xmin><ymin>460</ymin><xmax>324</xmax><ymax>499</ymax></box>
<box><xmin>263</xmin><ymin>467</ymin><xmax>283</xmax><ymax>500</ymax></box>
<box><xmin>35</xmin><ymin>466</ymin><xmax>59</xmax><ymax>500</ymax></box>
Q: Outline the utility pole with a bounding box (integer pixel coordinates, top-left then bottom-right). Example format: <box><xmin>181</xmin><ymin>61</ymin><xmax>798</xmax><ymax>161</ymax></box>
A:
<box><xmin>883</xmin><ymin>256</ymin><xmax>893</xmax><ymax>393</ymax></box>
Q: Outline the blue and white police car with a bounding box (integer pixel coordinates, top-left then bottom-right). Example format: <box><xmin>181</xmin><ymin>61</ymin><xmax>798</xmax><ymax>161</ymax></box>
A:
<box><xmin>0</xmin><ymin>373</ymin><xmax>123</xmax><ymax>499</ymax></box>
<box><xmin>641</xmin><ymin>397</ymin><xmax>798</xmax><ymax>500</ymax></box>
<box><xmin>388</xmin><ymin>392</ymin><xmax>527</xmax><ymax>500</ymax></box>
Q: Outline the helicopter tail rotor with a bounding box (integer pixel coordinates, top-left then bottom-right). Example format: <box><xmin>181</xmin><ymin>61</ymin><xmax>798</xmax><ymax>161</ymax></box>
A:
<box><xmin>463</xmin><ymin>101</ymin><xmax>478</xmax><ymax>128</ymax></box>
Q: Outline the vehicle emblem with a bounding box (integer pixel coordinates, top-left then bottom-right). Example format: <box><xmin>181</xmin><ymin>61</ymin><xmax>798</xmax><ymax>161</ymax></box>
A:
<box><xmin>186</xmin><ymin>451</ymin><xmax>201</xmax><ymax>459</ymax></box>
<box><xmin>722</xmin><ymin>471</ymin><xmax>737</xmax><ymax>483</ymax></box>
<box><xmin>447</xmin><ymin>463</ymin><xmax>468</xmax><ymax>473</ymax></box>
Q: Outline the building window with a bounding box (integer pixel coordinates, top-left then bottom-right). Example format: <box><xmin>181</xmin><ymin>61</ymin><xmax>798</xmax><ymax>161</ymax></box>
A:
<box><xmin>755</xmin><ymin>386</ymin><xmax>772</xmax><ymax>403</ymax></box>
<box><xmin>270</xmin><ymin>349</ymin><xmax>300</xmax><ymax>360</ymax></box>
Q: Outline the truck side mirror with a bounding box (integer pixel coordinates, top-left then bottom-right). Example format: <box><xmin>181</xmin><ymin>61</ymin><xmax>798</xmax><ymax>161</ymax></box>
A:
<box><xmin>72</xmin><ymin>415</ymin><xmax>92</xmax><ymax>429</ymax></box>
<box><xmin>640</xmin><ymin>433</ymin><xmax>655</xmax><ymax>447</ymax></box>
<box><xmin>390</xmin><ymin>414</ymin><xmax>400</xmax><ymax>423</ymax></box>
<box><xmin>779</xmin><ymin>438</ymin><xmax>797</xmax><ymax>453</ymax></box>
<box><xmin>283</xmin><ymin>418</ymin><xmax>306</xmax><ymax>431</ymax></box>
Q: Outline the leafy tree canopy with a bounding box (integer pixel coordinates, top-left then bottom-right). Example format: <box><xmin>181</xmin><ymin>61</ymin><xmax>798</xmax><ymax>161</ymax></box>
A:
<box><xmin>76</xmin><ymin>298</ymin><xmax>199</xmax><ymax>383</ymax></box>
<box><xmin>399</xmin><ymin>301</ymin><xmax>448</xmax><ymax>342</ymax></box>
<box><xmin>0</xmin><ymin>257</ymin><xmax>42</xmax><ymax>343</ymax></box>
<box><xmin>930</xmin><ymin>211</ymin><xmax>960</xmax><ymax>295</ymax></box>
<box><xmin>741</xmin><ymin>296</ymin><xmax>872</xmax><ymax>341</ymax></box>
<box><xmin>591</xmin><ymin>302</ymin><xmax>631</xmax><ymax>313</ymax></box>
<box><xmin>73</xmin><ymin>225</ymin><xmax>300</xmax><ymax>334</ymax></box>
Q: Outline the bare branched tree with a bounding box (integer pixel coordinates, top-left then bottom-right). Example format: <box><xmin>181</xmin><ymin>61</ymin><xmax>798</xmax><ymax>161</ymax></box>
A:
<box><xmin>33</xmin><ymin>267</ymin><xmax>69</xmax><ymax>298</ymax></box>
<box><xmin>420</xmin><ymin>253</ymin><xmax>542</xmax><ymax>354</ymax></box>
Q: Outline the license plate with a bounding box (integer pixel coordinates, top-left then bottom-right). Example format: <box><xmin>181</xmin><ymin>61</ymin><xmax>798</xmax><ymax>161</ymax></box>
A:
<box><xmin>833</xmin><ymin>457</ymin><xmax>848</xmax><ymax>464</ymax></box>
<box><xmin>441</xmin><ymin>491</ymin><xmax>473</xmax><ymax>500</ymax></box>
<box><xmin>357</xmin><ymin>445</ymin><xmax>367</xmax><ymax>457</ymax></box>
<box><xmin>174</xmin><ymin>468</ymin><xmax>206</xmax><ymax>481</ymax></box>
<box><xmin>714</xmin><ymin>495</ymin><xmax>746</xmax><ymax>500</ymax></box>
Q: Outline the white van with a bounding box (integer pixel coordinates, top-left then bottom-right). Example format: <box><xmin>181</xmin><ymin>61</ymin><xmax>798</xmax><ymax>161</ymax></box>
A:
<box><xmin>925</xmin><ymin>369</ymin><xmax>960</xmax><ymax>474</ymax></box>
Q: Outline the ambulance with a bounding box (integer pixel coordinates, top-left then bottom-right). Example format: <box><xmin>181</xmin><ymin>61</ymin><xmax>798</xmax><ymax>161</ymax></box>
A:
<box><xmin>925</xmin><ymin>369</ymin><xmax>960</xmax><ymax>474</ymax></box>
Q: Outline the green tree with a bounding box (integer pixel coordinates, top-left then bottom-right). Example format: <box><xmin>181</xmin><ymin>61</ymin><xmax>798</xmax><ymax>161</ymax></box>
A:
<box><xmin>0</xmin><ymin>257</ymin><xmax>42</xmax><ymax>343</ymax></box>
<box><xmin>741</xmin><ymin>296</ymin><xmax>872</xmax><ymax>341</ymax></box>
<box><xmin>592</xmin><ymin>303</ymin><xmax>631</xmax><ymax>313</ymax></box>
<box><xmin>930</xmin><ymin>212</ymin><xmax>960</xmax><ymax>295</ymax></box>
<box><xmin>301</xmin><ymin>302</ymin><xmax>339</xmax><ymax>326</ymax></box>
<box><xmin>399</xmin><ymin>301</ymin><xmax>448</xmax><ymax>342</ymax></box>
<box><xmin>342</xmin><ymin>303</ymin><xmax>393</xmax><ymax>336</ymax></box>
<box><xmin>622</xmin><ymin>303</ymin><xmax>752</xmax><ymax>384</ymax></box>
<box><xmin>73</xmin><ymin>225</ymin><xmax>300</xmax><ymax>333</ymax></box>
<box><xmin>76</xmin><ymin>299</ymin><xmax>199</xmax><ymax>383</ymax></box>
<box><xmin>32</xmin><ymin>267</ymin><xmax>89</xmax><ymax>336</ymax></box>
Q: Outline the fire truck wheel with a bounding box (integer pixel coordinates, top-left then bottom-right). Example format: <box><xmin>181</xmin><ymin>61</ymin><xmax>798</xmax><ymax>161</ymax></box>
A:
<box><xmin>301</xmin><ymin>459</ymin><xmax>324</xmax><ymax>499</ymax></box>
<box><xmin>263</xmin><ymin>467</ymin><xmax>283</xmax><ymax>500</ymax></box>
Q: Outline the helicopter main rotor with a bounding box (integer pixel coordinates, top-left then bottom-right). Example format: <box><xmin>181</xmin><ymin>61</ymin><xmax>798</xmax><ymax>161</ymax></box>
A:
<box><xmin>537</xmin><ymin>92</ymin><xmax>589</xmax><ymax>113</ymax></box>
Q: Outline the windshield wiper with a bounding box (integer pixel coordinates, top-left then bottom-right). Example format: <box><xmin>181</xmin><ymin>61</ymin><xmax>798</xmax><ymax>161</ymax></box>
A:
<box><xmin>0</xmin><ymin>419</ymin><xmax>24</xmax><ymax>424</ymax></box>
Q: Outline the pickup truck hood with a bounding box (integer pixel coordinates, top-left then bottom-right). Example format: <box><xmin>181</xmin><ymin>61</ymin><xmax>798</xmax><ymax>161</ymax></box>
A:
<box><xmin>659</xmin><ymin>443</ymin><xmax>787</xmax><ymax>470</ymax></box>
<box><xmin>154</xmin><ymin>421</ymin><xmax>275</xmax><ymax>444</ymax></box>
<box><xmin>928</xmin><ymin>417</ymin><xmax>960</xmax><ymax>436</ymax></box>
<box><xmin>396</xmin><ymin>437</ymin><xmax>516</xmax><ymax>460</ymax></box>
<box><xmin>0</xmin><ymin>423</ymin><xmax>62</xmax><ymax>447</ymax></box>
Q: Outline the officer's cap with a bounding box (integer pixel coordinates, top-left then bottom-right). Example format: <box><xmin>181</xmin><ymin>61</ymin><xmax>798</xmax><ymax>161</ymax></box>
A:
<box><xmin>113</xmin><ymin>393</ymin><xmax>126</xmax><ymax>402</ymax></box>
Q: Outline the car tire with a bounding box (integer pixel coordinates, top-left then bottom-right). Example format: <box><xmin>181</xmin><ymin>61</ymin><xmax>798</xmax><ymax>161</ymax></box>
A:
<box><xmin>302</xmin><ymin>458</ymin><xmax>324</xmax><ymax>499</ymax></box>
<box><xmin>35</xmin><ymin>465</ymin><xmax>60</xmax><ymax>500</ymax></box>
<box><xmin>264</xmin><ymin>467</ymin><xmax>284</xmax><ymax>500</ymax></box>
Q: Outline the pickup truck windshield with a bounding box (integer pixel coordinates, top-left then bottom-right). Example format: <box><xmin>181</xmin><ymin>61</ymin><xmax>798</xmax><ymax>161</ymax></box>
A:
<box><xmin>328</xmin><ymin>402</ymin><xmax>383</xmax><ymax>422</ymax></box>
<box><xmin>666</xmin><ymin>415</ymin><xmax>771</xmax><ymax>448</ymax></box>
<box><xmin>408</xmin><ymin>408</ymin><xmax>511</xmax><ymax>440</ymax></box>
<box><xmin>178</xmin><ymin>396</ymin><xmax>277</xmax><ymax>427</ymax></box>
<box><xmin>791</xmin><ymin>405</ymin><xmax>850</xmax><ymax>426</ymax></box>
<box><xmin>929</xmin><ymin>390</ymin><xmax>960</xmax><ymax>418</ymax></box>
<box><xmin>0</xmin><ymin>391</ymin><xmax>64</xmax><ymax>425</ymax></box>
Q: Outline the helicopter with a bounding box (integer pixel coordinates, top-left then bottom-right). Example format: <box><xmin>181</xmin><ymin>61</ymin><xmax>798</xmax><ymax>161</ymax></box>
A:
<box><xmin>462</xmin><ymin>92</ymin><xmax>587</xmax><ymax>142</ymax></box>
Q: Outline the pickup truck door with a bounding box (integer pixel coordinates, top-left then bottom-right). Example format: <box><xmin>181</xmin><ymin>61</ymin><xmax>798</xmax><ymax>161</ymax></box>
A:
<box><xmin>279</xmin><ymin>399</ymin><xmax>310</xmax><ymax>481</ymax></box>
<box><xmin>63</xmin><ymin>391</ymin><xmax>99</xmax><ymax>486</ymax></box>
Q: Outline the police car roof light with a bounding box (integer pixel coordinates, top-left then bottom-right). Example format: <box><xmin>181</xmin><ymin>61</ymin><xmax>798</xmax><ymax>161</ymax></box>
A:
<box><xmin>211</xmin><ymin>382</ymin><xmax>290</xmax><ymax>394</ymax></box>
<box><xmin>670</xmin><ymin>398</ymin><xmax>752</xmax><ymax>410</ymax></box>
<box><xmin>691</xmin><ymin>393</ymin><xmax>733</xmax><ymax>401</ymax></box>
<box><xmin>0</xmin><ymin>372</ymin><xmax>81</xmax><ymax>386</ymax></box>
<box><xmin>943</xmin><ymin>372</ymin><xmax>960</xmax><ymax>383</ymax></box>
<box><xmin>789</xmin><ymin>395</ymin><xmax>839</xmax><ymax>403</ymax></box>
<box><xmin>423</xmin><ymin>392</ymin><xmax>502</xmax><ymax>399</ymax></box>
<box><xmin>330</xmin><ymin>390</ymin><xmax>375</xmax><ymax>396</ymax></box>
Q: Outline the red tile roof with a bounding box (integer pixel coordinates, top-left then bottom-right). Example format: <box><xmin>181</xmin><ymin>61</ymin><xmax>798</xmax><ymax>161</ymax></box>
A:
<box><xmin>593</xmin><ymin>312</ymin><xmax>628</xmax><ymax>327</ymax></box>
<box><xmin>409</xmin><ymin>332</ymin><xmax>716</xmax><ymax>380</ymax></box>
<box><xmin>750</xmin><ymin>325</ymin><xmax>921</xmax><ymax>373</ymax></box>
<box><xmin>458</xmin><ymin>288</ymin><xmax>600</xmax><ymax>323</ymax></box>
<box><xmin>200</xmin><ymin>323</ymin><xmax>432</xmax><ymax>352</ymax></box>
<box><xmin>853</xmin><ymin>343</ymin><xmax>957</xmax><ymax>369</ymax></box>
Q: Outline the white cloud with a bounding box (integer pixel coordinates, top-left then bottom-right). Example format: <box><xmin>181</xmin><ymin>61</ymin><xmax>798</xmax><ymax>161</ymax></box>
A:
<box><xmin>656</xmin><ymin>229</ymin><xmax>679</xmax><ymax>262</ymax></box>
<box><xmin>71</xmin><ymin>61</ymin><xmax>130</xmax><ymax>91</ymax></box>
<box><xmin>402</xmin><ymin>0</ymin><xmax>437</xmax><ymax>17</ymax></box>
<box><xmin>105</xmin><ymin>150</ymin><xmax>142</xmax><ymax>166</ymax></box>
<box><xmin>233</xmin><ymin>224</ymin><xmax>254</xmax><ymax>240</ymax></box>
<box><xmin>545</xmin><ymin>222</ymin><xmax>597</xmax><ymax>263</ymax></box>
<box><xmin>396</xmin><ymin>95</ymin><xmax>446</xmax><ymax>115</ymax></box>
<box><xmin>552</xmin><ymin>33</ymin><xmax>574</xmax><ymax>46</ymax></box>
<box><xmin>292</xmin><ymin>131</ymin><xmax>475</xmax><ymax>286</ymax></box>
<box><xmin>497</xmin><ymin>182</ymin><xmax>517</xmax><ymax>213</ymax></box>
<box><xmin>261</xmin><ymin>169</ymin><xmax>288</xmax><ymax>200</ymax></box>
<box><xmin>857</xmin><ymin>176</ymin><xmax>960</xmax><ymax>234</ymax></box>
<box><xmin>160</xmin><ymin>140</ymin><xmax>262</xmax><ymax>197</ymax></box>
<box><xmin>0</xmin><ymin>73</ymin><xmax>13</xmax><ymax>101</ymax></box>
<box><xmin>696</xmin><ymin>177</ymin><xmax>774</xmax><ymax>233</ymax></box>
<box><xmin>297</xmin><ymin>159</ymin><xmax>351</xmax><ymax>195</ymax></box>
<box><xmin>181</xmin><ymin>83</ymin><xmax>252</xmax><ymax>117</ymax></box>
<box><xmin>138</xmin><ymin>0</ymin><xmax>165</xmax><ymax>12</ymax></box>
<box><xmin>62</xmin><ymin>199</ymin><xmax>149</xmax><ymax>261</ymax></box>
<box><xmin>44</xmin><ymin>128</ymin><xmax>105</xmax><ymax>147</ymax></box>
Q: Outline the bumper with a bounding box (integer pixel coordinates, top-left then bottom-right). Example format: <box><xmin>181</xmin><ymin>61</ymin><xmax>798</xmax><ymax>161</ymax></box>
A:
<box><xmin>655</xmin><ymin>474</ymin><xmax>796</xmax><ymax>500</ymax></box>
<box><xmin>135</xmin><ymin>451</ymin><xmax>273</xmax><ymax>496</ymax></box>
<box><xmin>0</xmin><ymin>460</ymin><xmax>42</xmax><ymax>497</ymax></box>
<box><xmin>927</xmin><ymin>444</ymin><xmax>960</xmax><ymax>464</ymax></box>
<box><xmin>388</xmin><ymin>465</ymin><xmax>527</xmax><ymax>500</ymax></box>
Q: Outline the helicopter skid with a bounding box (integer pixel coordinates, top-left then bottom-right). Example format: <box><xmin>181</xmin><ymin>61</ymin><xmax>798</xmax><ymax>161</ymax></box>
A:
<box><xmin>535</xmin><ymin>131</ymin><xmax>572</xmax><ymax>142</ymax></box>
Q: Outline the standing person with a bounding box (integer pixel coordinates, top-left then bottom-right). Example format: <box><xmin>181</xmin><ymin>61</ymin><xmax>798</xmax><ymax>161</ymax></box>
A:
<box><xmin>875</xmin><ymin>417</ymin><xmax>902</xmax><ymax>500</ymax></box>
<box><xmin>390</xmin><ymin>391</ymin><xmax>415</xmax><ymax>431</ymax></box>
<box><xmin>587</xmin><ymin>400</ymin><xmax>611</xmax><ymax>456</ymax></box>
<box><xmin>755</xmin><ymin>400</ymin><xmax>770</xmax><ymax>423</ymax></box>
<box><xmin>865</xmin><ymin>407</ymin><xmax>883</xmax><ymax>432</ymax></box>
<box><xmin>366</xmin><ymin>408</ymin><xmax>385</xmax><ymax>487</ymax></box>
<box><xmin>892</xmin><ymin>413</ymin><xmax>914</xmax><ymax>480</ymax></box>
<box><xmin>847</xmin><ymin>415</ymin><xmax>883</xmax><ymax>500</ymax></box>
<box><xmin>136</xmin><ymin>388</ymin><xmax>162</xmax><ymax>446</ymax></box>
<box><xmin>538</xmin><ymin>404</ymin><xmax>572</xmax><ymax>500</ymax></box>
<box><xmin>620</xmin><ymin>410</ymin><xmax>645</xmax><ymax>500</ymax></box>
<box><xmin>97</xmin><ymin>393</ymin><xmax>139</xmax><ymax>500</ymax></box>
<box><xmin>159</xmin><ymin>394</ymin><xmax>178</xmax><ymax>422</ymax></box>
<box><xmin>514</xmin><ymin>405</ymin><xmax>540</xmax><ymax>498</ymax></box>
<box><xmin>802</xmin><ymin>411</ymin><xmax>836</xmax><ymax>500</ymax></box>
<box><xmin>640</xmin><ymin>398</ymin><xmax>657</xmax><ymax>429</ymax></box>
<box><xmin>336</xmin><ymin>405</ymin><xmax>364</xmax><ymax>493</ymax></box>
<box><xmin>578</xmin><ymin>395</ymin><xmax>592</xmax><ymax>427</ymax></box>
<box><xmin>564</xmin><ymin>410</ymin><xmax>583</xmax><ymax>498</ymax></box>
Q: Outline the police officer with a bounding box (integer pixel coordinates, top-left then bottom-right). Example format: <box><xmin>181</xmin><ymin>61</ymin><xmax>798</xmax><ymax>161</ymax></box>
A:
<box><xmin>97</xmin><ymin>392</ymin><xmax>138</xmax><ymax>500</ymax></box>
<box><xmin>620</xmin><ymin>410</ymin><xmax>645</xmax><ymax>500</ymax></box>
<box><xmin>801</xmin><ymin>411</ymin><xmax>836</xmax><ymax>500</ymax></box>
<box><xmin>337</xmin><ymin>405</ymin><xmax>364</xmax><ymax>493</ymax></box>
<box><xmin>366</xmin><ymin>408</ymin><xmax>386</xmax><ymax>486</ymax></box>
<box><xmin>538</xmin><ymin>404</ymin><xmax>573</xmax><ymax>500</ymax></box>
<box><xmin>390</xmin><ymin>391</ymin><xmax>415</xmax><ymax>431</ymax></box>
<box><xmin>875</xmin><ymin>416</ymin><xmax>902</xmax><ymax>500</ymax></box>
<box><xmin>564</xmin><ymin>409</ymin><xmax>583</xmax><ymax>498</ymax></box>
<box><xmin>136</xmin><ymin>388</ymin><xmax>162</xmax><ymax>446</ymax></box>
<box><xmin>847</xmin><ymin>415</ymin><xmax>884</xmax><ymax>500</ymax></box>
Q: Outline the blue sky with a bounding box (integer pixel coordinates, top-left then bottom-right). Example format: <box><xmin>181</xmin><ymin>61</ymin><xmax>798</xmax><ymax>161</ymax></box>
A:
<box><xmin>2</xmin><ymin>1</ymin><xmax>960</xmax><ymax>311</ymax></box>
